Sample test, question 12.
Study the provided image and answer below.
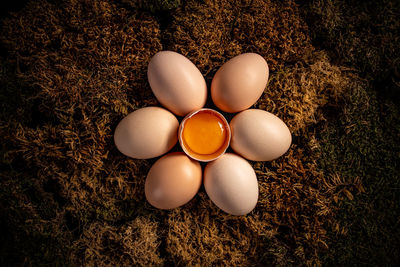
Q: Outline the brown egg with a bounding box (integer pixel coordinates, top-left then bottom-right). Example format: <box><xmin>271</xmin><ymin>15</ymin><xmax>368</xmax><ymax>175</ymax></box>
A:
<box><xmin>204</xmin><ymin>153</ymin><xmax>259</xmax><ymax>215</ymax></box>
<box><xmin>211</xmin><ymin>53</ymin><xmax>269</xmax><ymax>113</ymax></box>
<box><xmin>230</xmin><ymin>109</ymin><xmax>292</xmax><ymax>161</ymax></box>
<box><xmin>114</xmin><ymin>107</ymin><xmax>178</xmax><ymax>159</ymax></box>
<box><xmin>147</xmin><ymin>51</ymin><xmax>207</xmax><ymax>116</ymax></box>
<box><xmin>145</xmin><ymin>152</ymin><xmax>202</xmax><ymax>209</ymax></box>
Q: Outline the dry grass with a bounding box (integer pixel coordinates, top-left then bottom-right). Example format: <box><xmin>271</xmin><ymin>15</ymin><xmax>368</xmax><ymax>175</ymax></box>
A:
<box><xmin>0</xmin><ymin>0</ymin><xmax>399</xmax><ymax>265</ymax></box>
<box><xmin>70</xmin><ymin>217</ymin><xmax>164</xmax><ymax>266</ymax></box>
<box><xmin>165</xmin><ymin>0</ymin><xmax>313</xmax><ymax>77</ymax></box>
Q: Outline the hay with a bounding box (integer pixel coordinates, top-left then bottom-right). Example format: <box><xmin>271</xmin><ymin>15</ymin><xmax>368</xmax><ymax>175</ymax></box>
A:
<box><xmin>70</xmin><ymin>217</ymin><xmax>163</xmax><ymax>266</ymax></box>
<box><xmin>1</xmin><ymin>0</ymin><xmax>161</xmax><ymax>222</ymax></box>
<box><xmin>1</xmin><ymin>0</ymin><xmax>161</xmax><ymax>264</ymax></box>
<box><xmin>165</xmin><ymin>192</ymin><xmax>279</xmax><ymax>266</ymax></box>
<box><xmin>257</xmin><ymin>51</ymin><xmax>347</xmax><ymax>134</ymax></box>
<box><xmin>165</xmin><ymin>0</ymin><xmax>313</xmax><ymax>77</ymax></box>
<box><xmin>120</xmin><ymin>0</ymin><xmax>181</xmax><ymax>12</ymax></box>
<box><xmin>1</xmin><ymin>0</ymin><xmax>398</xmax><ymax>265</ymax></box>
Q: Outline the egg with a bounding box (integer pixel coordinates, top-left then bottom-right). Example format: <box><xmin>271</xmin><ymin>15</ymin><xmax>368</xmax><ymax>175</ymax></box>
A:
<box><xmin>179</xmin><ymin>108</ymin><xmax>231</xmax><ymax>162</ymax></box>
<box><xmin>114</xmin><ymin>107</ymin><xmax>178</xmax><ymax>159</ymax></box>
<box><xmin>211</xmin><ymin>53</ymin><xmax>269</xmax><ymax>113</ymax></box>
<box><xmin>204</xmin><ymin>153</ymin><xmax>258</xmax><ymax>215</ymax></box>
<box><xmin>148</xmin><ymin>51</ymin><xmax>207</xmax><ymax>116</ymax></box>
<box><xmin>230</xmin><ymin>109</ymin><xmax>292</xmax><ymax>161</ymax></box>
<box><xmin>145</xmin><ymin>152</ymin><xmax>202</xmax><ymax>209</ymax></box>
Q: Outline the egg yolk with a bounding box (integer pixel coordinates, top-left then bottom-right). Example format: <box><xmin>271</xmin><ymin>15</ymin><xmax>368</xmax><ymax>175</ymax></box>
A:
<box><xmin>182</xmin><ymin>112</ymin><xmax>227</xmax><ymax>155</ymax></box>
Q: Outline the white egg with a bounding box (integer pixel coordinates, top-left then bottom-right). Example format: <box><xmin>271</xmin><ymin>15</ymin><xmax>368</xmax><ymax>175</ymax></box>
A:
<box><xmin>204</xmin><ymin>153</ymin><xmax>259</xmax><ymax>215</ymax></box>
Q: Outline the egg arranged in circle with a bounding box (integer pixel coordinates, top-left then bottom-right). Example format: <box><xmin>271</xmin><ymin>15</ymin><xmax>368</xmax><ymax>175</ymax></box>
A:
<box><xmin>204</xmin><ymin>153</ymin><xmax>259</xmax><ymax>215</ymax></box>
<box><xmin>211</xmin><ymin>53</ymin><xmax>269</xmax><ymax>113</ymax></box>
<box><xmin>148</xmin><ymin>51</ymin><xmax>207</xmax><ymax>116</ymax></box>
<box><xmin>114</xmin><ymin>107</ymin><xmax>179</xmax><ymax>159</ymax></box>
<box><xmin>230</xmin><ymin>109</ymin><xmax>292</xmax><ymax>161</ymax></box>
<box><xmin>145</xmin><ymin>152</ymin><xmax>202</xmax><ymax>210</ymax></box>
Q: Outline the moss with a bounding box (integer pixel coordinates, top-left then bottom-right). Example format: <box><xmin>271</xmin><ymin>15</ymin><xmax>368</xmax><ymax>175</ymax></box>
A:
<box><xmin>300</xmin><ymin>1</ymin><xmax>400</xmax><ymax>263</ymax></box>
<box><xmin>301</xmin><ymin>0</ymin><xmax>400</xmax><ymax>96</ymax></box>
<box><xmin>316</xmin><ymin>79</ymin><xmax>400</xmax><ymax>265</ymax></box>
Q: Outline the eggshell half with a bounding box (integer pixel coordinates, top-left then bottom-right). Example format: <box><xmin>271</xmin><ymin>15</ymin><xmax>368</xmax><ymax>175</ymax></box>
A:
<box><xmin>230</xmin><ymin>109</ymin><xmax>292</xmax><ymax>161</ymax></box>
<box><xmin>204</xmin><ymin>153</ymin><xmax>259</xmax><ymax>215</ymax></box>
<box><xmin>148</xmin><ymin>51</ymin><xmax>207</xmax><ymax>116</ymax></box>
<box><xmin>211</xmin><ymin>53</ymin><xmax>269</xmax><ymax>113</ymax></box>
<box><xmin>145</xmin><ymin>152</ymin><xmax>202</xmax><ymax>209</ymax></box>
<box><xmin>114</xmin><ymin>107</ymin><xmax>178</xmax><ymax>159</ymax></box>
<box><xmin>178</xmin><ymin>108</ymin><xmax>231</xmax><ymax>162</ymax></box>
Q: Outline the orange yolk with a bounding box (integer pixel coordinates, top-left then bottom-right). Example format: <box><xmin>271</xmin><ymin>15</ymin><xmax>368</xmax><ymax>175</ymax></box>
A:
<box><xmin>182</xmin><ymin>112</ymin><xmax>227</xmax><ymax>155</ymax></box>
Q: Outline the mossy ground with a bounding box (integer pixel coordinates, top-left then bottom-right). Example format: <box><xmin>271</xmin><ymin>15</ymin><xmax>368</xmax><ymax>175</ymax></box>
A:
<box><xmin>0</xmin><ymin>0</ymin><xmax>399</xmax><ymax>265</ymax></box>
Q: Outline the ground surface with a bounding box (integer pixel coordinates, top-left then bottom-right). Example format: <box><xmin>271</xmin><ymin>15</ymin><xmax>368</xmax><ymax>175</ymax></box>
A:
<box><xmin>0</xmin><ymin>0</ymin><xmax>399</xmax><ymax>266</ymax></box>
